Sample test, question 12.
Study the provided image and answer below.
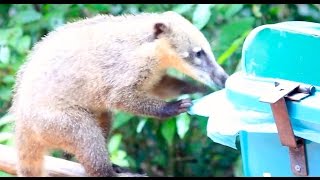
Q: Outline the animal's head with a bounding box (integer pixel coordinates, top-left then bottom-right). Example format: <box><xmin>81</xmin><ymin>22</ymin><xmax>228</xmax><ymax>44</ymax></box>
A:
<box><xmin>154</xmin><ymin>11</ymin><xmax>229</xmax><ymax>88</ymax></box>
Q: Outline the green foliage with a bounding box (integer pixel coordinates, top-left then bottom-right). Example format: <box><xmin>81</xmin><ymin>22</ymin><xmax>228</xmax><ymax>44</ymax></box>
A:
<box><xmin>176</xmin><ymin>113</ymin><xmax>191</xmax><ymax>139</ymax></box>
<box><xmin>0</xmin><ymin>4</ymin><xmax>319</xmax><ymax>177</ymax></box>
<box><xmin>108</xmin><ymin>134</ymin><xmax>130</xmax><ymax>167</ymax></box>
<box><xmin>192</xmin><ymin>4</ymin><xmax>213</xmax><ymax>29</ymax></box>
<box><xmin>161</xmin><ymin>118</ymin><xmax>176</xmax><ymax>146</ymax></box>
<box><xmin>0</xmin><ymin>114</ymin><xmax>14</xmax><ymax>145</ymax></box>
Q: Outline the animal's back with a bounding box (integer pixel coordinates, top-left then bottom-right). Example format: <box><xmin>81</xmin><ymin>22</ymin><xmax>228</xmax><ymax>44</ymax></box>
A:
<box><xmin>10</xmin><ymin>13</ymin><xmax>167</xmax><ymax>116</ymax></box>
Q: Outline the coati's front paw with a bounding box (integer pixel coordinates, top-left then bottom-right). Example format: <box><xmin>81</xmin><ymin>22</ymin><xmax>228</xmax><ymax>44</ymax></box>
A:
<box><xmin>160</xmin><ymin>98</ymin><xmax>192</xmax><ymax>119</ymax></box>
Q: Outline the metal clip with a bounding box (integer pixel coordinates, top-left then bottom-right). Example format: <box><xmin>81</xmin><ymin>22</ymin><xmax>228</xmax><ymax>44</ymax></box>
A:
<box><xmin>259</xmin><ymin>81</ymin><xmax>315</xmax><ymax>176</ymax></box>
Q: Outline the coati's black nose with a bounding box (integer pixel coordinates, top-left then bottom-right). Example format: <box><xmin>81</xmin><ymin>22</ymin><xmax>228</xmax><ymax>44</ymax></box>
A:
<box><xmin>218</xmin><ymin>72</ymin><xmax>229</xmax><ymax>88</ymax></box>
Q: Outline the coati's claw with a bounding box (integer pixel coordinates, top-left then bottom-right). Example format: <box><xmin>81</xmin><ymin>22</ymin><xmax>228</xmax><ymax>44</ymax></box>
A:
<box><xmin>179</xmin><ymin>98</ymin><xmax>192</xmax><ymax>109</ymax></box>
<box><xmin>112</xmin><ymin>164</ymin><xmax>131</xmax><ymax>173</ymax></box>
<box><xmin>161</xmin><ymin>98</ymin><xmax>193</xmax><ymax>118</ymax></box>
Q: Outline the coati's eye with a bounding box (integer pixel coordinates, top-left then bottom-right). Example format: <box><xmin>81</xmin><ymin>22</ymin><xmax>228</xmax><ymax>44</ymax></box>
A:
<box><xmin>192</xmin><ymin>47</ymin><xmax>205</xmax><ymax>58</ymax></box>
<box><xmin>195</xmin><ymin>49</ymin><xmax>204</xmax><ymax>58</ymax></box>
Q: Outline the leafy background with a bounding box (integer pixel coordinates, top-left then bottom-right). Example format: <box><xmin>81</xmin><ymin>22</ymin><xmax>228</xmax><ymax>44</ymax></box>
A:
<box><xmin>0</xmin><ymin>4</ymin><xmax>319</xmax><ymax>177</ymax></box>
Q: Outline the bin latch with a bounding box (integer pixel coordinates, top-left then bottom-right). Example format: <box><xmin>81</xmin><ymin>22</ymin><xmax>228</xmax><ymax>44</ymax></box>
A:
<box><xmin>259</xmin><ymin>81</ymin><xmax>315</xmax><ymax>177</ymax></box>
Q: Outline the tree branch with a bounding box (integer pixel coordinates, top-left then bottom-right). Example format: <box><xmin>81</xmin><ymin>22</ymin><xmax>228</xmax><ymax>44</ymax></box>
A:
<box><xmin>0</xmin><ymin>144</ymin><xmax>87</xmax><ymax>177</ymax></box>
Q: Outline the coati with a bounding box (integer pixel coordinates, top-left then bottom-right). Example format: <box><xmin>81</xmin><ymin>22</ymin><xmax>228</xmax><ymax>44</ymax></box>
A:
<box><xmin>10</xmin><ymin>11</ymin><xmax>229</xmax><ymax>177</ymax></box>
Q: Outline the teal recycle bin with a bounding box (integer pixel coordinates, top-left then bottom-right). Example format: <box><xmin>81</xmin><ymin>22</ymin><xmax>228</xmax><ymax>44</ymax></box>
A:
<box><xmin>189</xmin><ymin>21</ymin><xmax>320</xmax><ymax>177</ymax></box>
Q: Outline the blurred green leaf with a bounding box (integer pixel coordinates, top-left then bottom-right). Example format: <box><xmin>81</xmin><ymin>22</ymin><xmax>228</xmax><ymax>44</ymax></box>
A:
<box><xmin>233</xmin><ymin>156</ymin><xmax>243</xmax><ymax>177</ymax></box>
<box><xmin>112</xmin><ymin>112</ymin><xmax>134</xmax><ymax>130</ymax></box>
<box><xmin>0</xmin><ymin>132</ymin><xmax>13</xmax><ymax>143</ymax></box>
<box><xmin>1</xmin><ymin>122</ymin><xmax>13</xmax><ymax>132</ymax></box>
<box><xmin>2</xmin><ymin>75</ymin><xmax>15</xmax><ymax>84</ymax></box>
<box><xmin>0</xmin><ymin>45</ymin><xmax>10</xmax><ymax>64</ymax></box>
<box><xmin>55</xmin><ymin>4</ymin><xmax>72</xmax><ymax>12</ymax></box>
<box><xmin>108</xmin><ymin>133</ymin><xmax>122</xmax><ymax>154</ymax></box>
<box><xmin>173</xmin><ymin>4</ymin><xmax>194</xmax><ymax>14</ymax></box>
<box><xmin>219</xmin><ymin>17</ymin><xmax>254</xmax><ymax>46</ymax></box>
<box><xmin>192</xmin><ymin>4</ymin><xmax>213</xmax><ymax>30</ymax></box>
<box><xmin>252</xmin><ymin>4</ymin><xmax>262</xmax><ymax>18</ymax></box>
<box><xmin>47</xmin><ymin>13</ymin><xmax>65</xmax><ymax>30</ymax></box>
<box><xmin>0</xmin><ymin>5</ymin><xmax>10</xmax><ymax>17</ymax></box>
<box><xmin>176</xmin><ymin>113</ymin><xmax>191</xmax><ymax>139</ymax></box>
<box><xmin>196</xmin><ymin>116</ymin><xmax>208</xmax><ymax>135</ymax></box>
<box><xmin>152</xmin><ymin>153</ymin><xmax>166</xmax><ymax>167</ymax></box>
<box><xmin>0</xmin><ymin>87</ymin><xmax>11</xmax><ymax>101</ymax></box>
<box><xmin>86</xmin><ymin>4</ymin><xmax>111</xmax><ymax>13</ymax></box>
<box><xmin>51</xmin><ymin>150</ymin><xmax>64</xmax><ymax>158</ymax></box>
<box><xmin>0</xmin><ymin>27</ymin><xmax>24</xmax><ymax>48</ymax></box>
<box><xmin>0</xmin><ymin>114</ymin><xmax>14</xmax><ymax>127</ymax></box>
<box><xmin>224</xmin><ymin>4</ymin><xmax>244</xmax><ymax>18</ymax></box>
<box><xmin>10</xmin><ymin>10</ymin><xmax>41</xmax><ymax>25</ymax></box>
<box><xmin>110</xmin><ymin>150</ymin><xmax>129</xmax><ymax>167</ymax></box>
<box><xmin>136</xmin><ymin>118</ymin><xmax>147</xmax><ymax>133</ymax></box>
<box><xmin>167</xmin><ymin>68</ymin><xmax>185</xmax><ymax>79</ymax></box>
<box><xmin>16</xmin><ymin>35</ymin><xmax>31</xmax><ymax>54</ymax></box>
<box><xmin>161</xmin><ymin>118</ymin><xmax>176</xmax><ymax>146</ymax></box>
<box><xmin>0</xmin><ymin>171</ymin><xmax>12</xmax><ymax>177</ymax></box>
<box><xmin>218</xmin><ymin>30</ymin><xmax>251</xmax><ymax>65</ymax></box>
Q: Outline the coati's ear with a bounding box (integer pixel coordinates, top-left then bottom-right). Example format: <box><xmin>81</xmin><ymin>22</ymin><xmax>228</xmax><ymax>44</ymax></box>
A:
<box><xmin>154</xmin><ymin>22</ymin><xmax>170</xmax><ymax>39</ymax></box>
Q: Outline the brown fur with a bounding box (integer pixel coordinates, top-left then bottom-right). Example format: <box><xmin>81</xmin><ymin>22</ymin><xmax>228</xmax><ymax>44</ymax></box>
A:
<box><xmin>10</xmin><ymin>11</ymin><xmax>228</xmax><ymax>177</ymax></box>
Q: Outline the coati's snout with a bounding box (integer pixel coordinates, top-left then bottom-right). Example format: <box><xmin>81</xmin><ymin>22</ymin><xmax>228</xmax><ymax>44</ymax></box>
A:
<box><xmin>181</xmin><ymin>47</ymin><xmax>229</xmax><ymax>88</ymax></box>
<box><xmin>209</xmin><ymin>63</ymin><xmax>229</xmax><ymax>88</ymax></box>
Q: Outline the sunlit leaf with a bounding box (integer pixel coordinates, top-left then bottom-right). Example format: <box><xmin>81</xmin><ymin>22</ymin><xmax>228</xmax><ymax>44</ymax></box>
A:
<box><xmin>110</xmin><ymin>150</ymin><xmax>129</xmax><ymax>167</ymax></box>
<box><xmin>0</xmin><ymin>132</ymin><xmax>13</xmax><ymax>143</ymax></box>
<box><xmin>161</xmin><ymin>118</ymin><xmax>176</xmax><ymax>146</ymax></box>
<box><xmin>0</xmin><ymin>170</ymin><xmax>13</xmax><ymax>177</ymax></box>
<box><xmin>192</xmin><ymin>4</ymin><xmax>213</xmax><ymax>30</ymax></box>
<box><xmin>0</xmin><ymin>45</ymin><xmax>10</xmax><ymax>64</ymax></box>
<box><xmin>176</xmin><ymin>113</ymin><xmax>191</xmax><ymax>139</ymax></box>
<box><xmin>136</xmin><ymin>118</ymin><xmax>147</xmax><ymax>133</ymax></box>
<box><xmin>252</xmin><ymin>4</ymin><xmax>262</xmax><ymax>18</ymax></box>
<box><xmin>1</xmin><ymin>122</ymin><xmax>13</xmax><ymax>133</ymax></box>
<box><xmin>108</xmin><ymin>134</ymin><xmax>122</xmax><ymax>154</ymax></box>
<box><xmin>0</xmin><ymin>114</ymin><xmax>15</xmax><ymax>127</ymax></box>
